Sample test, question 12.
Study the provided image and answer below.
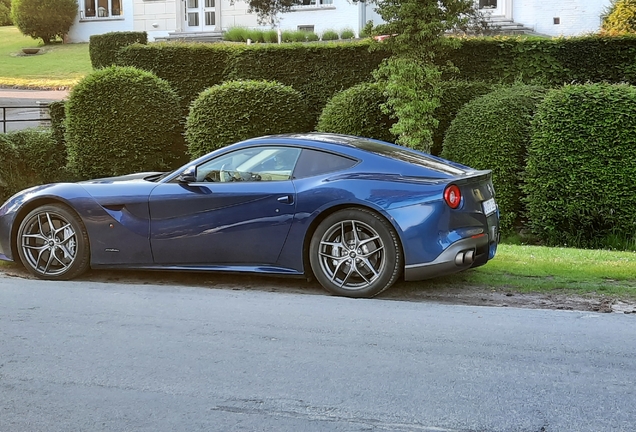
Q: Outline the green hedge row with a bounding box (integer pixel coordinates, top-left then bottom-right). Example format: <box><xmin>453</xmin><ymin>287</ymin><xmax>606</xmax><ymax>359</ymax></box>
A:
<box><xmin>113</xmin><ymin>35</ymin><xmax>636</xmax><ymax>122</ymax></box>
<box><xmin>526</xmin><ymin>83</ymin><xmax>636</xmax><ymax>249</ymax></box>
<box><xmin>447</xmin><ymin>35</ymin><xmax>636</xmax><ymax>85</ymax></box>
<box><xmin>89</xmin><ymin>31</ymin><xmax>147</xmax><ymax>69</ymax></box>
<box><xmin>117</xmin><ymin>41</ymin><xmax>386</xmax><ymax>121</ymax></box>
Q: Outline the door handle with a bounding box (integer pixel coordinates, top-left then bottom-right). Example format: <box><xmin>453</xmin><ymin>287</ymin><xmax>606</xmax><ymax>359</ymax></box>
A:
<box><xmin>277</xmin><ymin>195</ymin><xmax>293</xmax><ymax>204</ymax></box>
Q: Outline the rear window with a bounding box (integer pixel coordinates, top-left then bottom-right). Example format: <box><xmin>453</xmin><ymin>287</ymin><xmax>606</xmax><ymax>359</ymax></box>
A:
<box><xmin>351</xmin><ymin>140</ymin><xmax>467</xmax><ymax>176</ymax></box>
<box><xmin>293</xmin><ymin>149</ymin><xmax>357</xmax><ymax>179</ymax></box>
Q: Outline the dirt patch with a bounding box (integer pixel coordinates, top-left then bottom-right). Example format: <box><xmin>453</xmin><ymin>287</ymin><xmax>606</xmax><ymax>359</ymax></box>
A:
<box><xmin>2</xmin><ymin>264</ymin><xmax>635</xmax><ymax>314</ymax></box>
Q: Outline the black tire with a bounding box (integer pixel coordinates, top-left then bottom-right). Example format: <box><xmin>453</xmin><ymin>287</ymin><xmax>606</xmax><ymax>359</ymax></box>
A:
<box><xmin>309</xmin><ymin>208</ymin><xmax>403</xmax><ymax>298</ymax></box>
<box><xmin>16</xmin><ymin>203</ymin><xmax>90</xmax><ymax>280</ymax></box>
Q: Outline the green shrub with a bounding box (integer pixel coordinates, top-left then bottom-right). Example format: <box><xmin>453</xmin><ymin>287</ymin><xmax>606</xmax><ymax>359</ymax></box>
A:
<box><xmin>525</xmin><ymin>83</ymin><xmax>636</xmax><ymax>249</ymax></box>
<box><xmin>431</xmin><ymin>80</ymin><xmax>495</xmax><ymax>156</ymax></box>
<box><xmin>224</xmin><ymin>27</ymin><xmax>249</xmax><ymax>42</ymax></box>
<box><xmin>0</xmin><ymin>134</ymin><xmax>22</xmax><ymax>204</ymax></box>
<box><xmin>9</xmin><ymin>129</ymin><xmax>69</xmax><ymax>184</ymax></box>
<box><xmin>0</xmin><ymin>129</ymin><xmax>70</xmax><ymax>203</ymax></box>
<box><xmin>11</xmin><ymin>0</ymin><xmax>77</xmax><ymax>43</ymax></box>
<box><xmin>602</xmin><ymin>0</ymin><xmax>636</xmax><ymax>34</ymax></box>
<box><xmin>340</xmin><ymin>28</ymin><xmax>355</xmax><ymax>39</ymax></box>
<box><xmin>185</xmin><ymin>80</ymin><xmax>313</xmax><ymax>158</ymax></box>
<box><xmin>226</xmin><ymin>41</ymin><xmax>386</xmax><ymax>124</ymax></box>
<box><xmin>321</xmin><ymin>30</ymin><xmax>339</xmax><ymax>41</ymax></box>
<box><xmin>247</xmin><ymin>29</ymin><xmax>264</xmax><ymax>43</ymax></box>
<box><xmin>305</xmin><ymin>32</ymin><xmax>319</xmax><ymax>42</ymax></box>
<box><xmin>89</xmin><ymin>31</ymin><xmax>148</xmax><ymax>69</ymax></box>
<box><xmin>0</xmin><ymin>0</ymin><xmax>12</xmax><ymax>26</ymax></box>
<box><xmin>281</xmin><ymin>30</ymin><xmax>309</xmax><ymax>42</ymax></box>
<box><xmin>117</xmin><ymin>43</ymin><xmax>236</xmax><ymax>110</ymax></box>
<box><xmin>65</xmin><ymin>66</ymin><xmax>182</xmax><ymax>179</ymax></box>
<box><xmin>263</xmin><ymin>29</ymin><xmax>278</xmax><ymax>43</ymax></box>
<box><xmin>442</xmin><ymin>85</ymin><xmax>547</xmax><ymax>233</ymax></box>
<box><xmin>48</xmin><ymin>100</ymin><xmax>65</xmax><ymax>149</ymax></box>
<box><xmin>317</xmin><ymin>82</ymin><xmax>395</xmax><ymax>143</ymax></box>
<box><xmin>359</xmin><ymin>21</ymin><xmax>373</xmax><ymax>38</ymax></box>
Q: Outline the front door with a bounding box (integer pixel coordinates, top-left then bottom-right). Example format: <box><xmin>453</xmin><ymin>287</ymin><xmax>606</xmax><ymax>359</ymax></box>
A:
<box><xmin>149</xmin><ymin>146</ymin><xmax>302</xmax><ymax>266</ymax></box>
<box><xmin>183</xmin><ymin>0</ymin><xmax>217</xmax><ymax>32</ymax></box>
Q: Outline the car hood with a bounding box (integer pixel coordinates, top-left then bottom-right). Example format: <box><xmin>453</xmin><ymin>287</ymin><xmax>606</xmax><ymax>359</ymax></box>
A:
<box><xmin>78</xmin><ymin>172</ymin><xmax>164</xmax><ymax>185</ymax></box>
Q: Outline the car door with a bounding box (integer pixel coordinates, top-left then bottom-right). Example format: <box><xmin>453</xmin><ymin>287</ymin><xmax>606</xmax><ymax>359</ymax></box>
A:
<box><xmin>148</xmin><ymin>146</ymin><xmax>301</xmax><ymax>266</ymax></box>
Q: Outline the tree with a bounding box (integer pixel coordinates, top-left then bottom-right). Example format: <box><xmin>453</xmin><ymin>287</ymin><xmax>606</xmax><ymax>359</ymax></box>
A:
<box><xmin>601</xmin><ymin>0</ymin><xmax>636</xmax><ymax>34</ymax></box>
<box><xmin>11</xmin><ymin>0</ymin><xmax>77</xmax><ymax>44</ymax></box>
<box><xmin>0</xmin><ymin>0</ymin><xmax>11</xmax><ymax>26</ymax></box>
<box><xmin>369</xmin><ymin>0</ymin><xmax>479</xmax><ymax>152</ymax></box>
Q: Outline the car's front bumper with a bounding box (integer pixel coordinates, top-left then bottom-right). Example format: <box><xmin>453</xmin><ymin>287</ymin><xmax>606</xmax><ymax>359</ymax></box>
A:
<box><xmin>403</xmin><ymin>234</ymin><xmax>493</xmax><ymax>281</ymax></box>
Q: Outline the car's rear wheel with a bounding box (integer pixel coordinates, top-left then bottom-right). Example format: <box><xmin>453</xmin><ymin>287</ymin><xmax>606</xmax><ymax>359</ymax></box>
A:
<box><xmin>309</xmin><ymin>208</ymin><xmax>403</xmax><ymax>298</ymax></box>
<box><xmin>16</xmin><ymin>204</ymin><xmax>90</xmax><ymax>280</ymax></box>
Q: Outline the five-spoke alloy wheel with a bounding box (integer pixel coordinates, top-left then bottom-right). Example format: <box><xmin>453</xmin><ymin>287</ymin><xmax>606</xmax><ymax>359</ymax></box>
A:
<box><xmin>16</xmin><ymin>204</ymin><xmax>90</xmax><ymax>280</ymax></box>
<box><xmin>309</xmin><ymin>208</ymin><xmax>403</xmax><ymax>298</ymax></box>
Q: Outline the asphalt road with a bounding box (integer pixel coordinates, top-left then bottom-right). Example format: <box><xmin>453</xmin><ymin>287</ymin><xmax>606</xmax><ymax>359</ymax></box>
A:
<box><xmin>1</xmin><ymin>274</ymin><xmax>635</xmax><ymax>432</ymax></box>
<box><xmin>0</xmin><ymin>88</ymin><xmax>68</xmax><ymax>132</ymax></box>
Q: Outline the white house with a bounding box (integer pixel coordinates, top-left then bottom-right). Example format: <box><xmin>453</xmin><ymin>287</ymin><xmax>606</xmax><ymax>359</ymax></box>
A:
<box><xmin>67</xmin><ymin>0</ymin><xmax>613</xmax><ymax>43</ymax></box>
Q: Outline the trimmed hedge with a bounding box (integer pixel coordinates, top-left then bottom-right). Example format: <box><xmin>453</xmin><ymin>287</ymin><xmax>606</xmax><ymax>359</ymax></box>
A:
<box><xmin>447</xmin><ymin>35</ymin><xmax>636</xmax><ymax>85</ymax></box>
<box><xmin>65</xmin><ymin>66</ymin><xmax>182</xmax><ymax>179</ymax></box>
<box><xmin>89</xmin><ymin>31</ymin><xmax>148</xmax><ymax>69</ymax></box>
<box><xmin>0</xmin><ymin>129</ymin><xmax>69</xmax><ymax>203</ymax></box>
<box><xmin>186</xmin><ymin>80</ymin><xmax>313</xmax><ymax>158</ymax></box>
<box><xmin>49</xmin><ymin>100</ymin><xmax>66</xmax><ymax>149</ymax></box>
<box><xmin>442</xmin><ymin>85</ymin><xmax>547</xmax><ymax>233</ymax></box>
<box><xmin>316</xmin><ymin>82</ymin><xmax>395</xmax><ymax>143</ymax></box>
<box><xmin>525</xmin><ymin>83</ymin><xmax>636</xmax><ymax>249</ymax></box>
<box><xmin>117</xmin><ymin>42</ymin><xmax>236</xmax><ymax>109</ymax></box>
<box><xmin>116</xmin><ymin>36</ymin><xmax>636</xmax><ymax>126</ymax></box>
<box><xmin>9</xmin><ymin>128</ymin><xmax>69</xmax><ymax>184</ymax></box>
<box><xmin>118</xmin><ymin>41</ymin><xmax>386</xmax><ymax>122</ymax></box>
<box><xmin>432</xmin><ymin>80</ymin><xmax>495</xmax><ymax>155</ymax></box>
<box><xmin>225</xmin><ymin>42</ymin><xmax>385</xmax><ymax>123</ymax></box>
<box><xmin>0</xmin><ymin>134</ymin><xmax>22</xmax><ymax>204</ymax></box>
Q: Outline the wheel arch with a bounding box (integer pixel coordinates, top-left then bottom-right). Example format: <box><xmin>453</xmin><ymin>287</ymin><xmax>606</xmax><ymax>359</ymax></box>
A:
<box><xmin>301</xmin><ymin>203</ymin><xmax>405</xmax><ymax>278</ymax></box>
<box><xmin>10</xmin><ymin>198</ymin><xmax>85</xmax><ymax>264</ymax></box>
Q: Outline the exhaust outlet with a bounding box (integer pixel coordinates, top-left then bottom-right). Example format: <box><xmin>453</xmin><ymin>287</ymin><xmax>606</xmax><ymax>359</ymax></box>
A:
<box><xmin>455</xmin><ymin>252</ymin><xmax>465</xmax><ymax>266</ymax></box>
<box><xmin>464</xmin><ymin>249</ymin><xmax>475</xmax><ymax>264</ymax></box>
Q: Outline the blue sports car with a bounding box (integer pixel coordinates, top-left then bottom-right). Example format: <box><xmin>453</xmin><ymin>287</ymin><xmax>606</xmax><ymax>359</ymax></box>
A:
<box><xmin>0</xmin><ymin>133</ymin><xmax>498</xmax><ymax>298</ymax></box>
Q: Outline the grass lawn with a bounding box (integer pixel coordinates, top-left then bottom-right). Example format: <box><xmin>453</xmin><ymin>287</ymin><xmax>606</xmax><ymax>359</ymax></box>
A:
<box><xmin>428</xmin><ymin>244</ymin><xmax>636</xmax><ymax>298</ymax></box>
<box><xmin>0</xmin><ymin>26</ymin><xmax>92</xmax><ymax>89</ymax></box>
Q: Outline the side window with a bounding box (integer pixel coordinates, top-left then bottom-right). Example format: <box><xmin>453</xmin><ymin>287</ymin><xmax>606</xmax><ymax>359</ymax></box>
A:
<box><xmin>293</xmin><ymin>149</ymin><xmax>357</xmax><ymax>179</ymax></box>
<box><xmin>195</xmin><ymin>146</ymin><xmax>302</xmax><ymax>182</ymax></box>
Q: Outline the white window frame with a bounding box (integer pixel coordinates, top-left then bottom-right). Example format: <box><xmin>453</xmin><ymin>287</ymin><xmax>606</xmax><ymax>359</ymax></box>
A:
<box><xmin>291</xmin><ymin>0</ymin><xmax>335</xmax><ymax>11</ymax></box>
<box><xmin>80</xmin><ymin>0</ymin><xmax>124</xmax><ymax>20</ymax></box>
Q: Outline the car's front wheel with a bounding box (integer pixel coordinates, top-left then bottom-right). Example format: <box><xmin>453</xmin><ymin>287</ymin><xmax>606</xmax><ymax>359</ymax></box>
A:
<box><xmin>309</xmin><ymin>208</ymin><xmax>403</xmax><ymax>298</ymax></box>
<box><xmin>16</xmin><ymin>203</ymin><xmax>90</xmax><ymax>280</ymax></box>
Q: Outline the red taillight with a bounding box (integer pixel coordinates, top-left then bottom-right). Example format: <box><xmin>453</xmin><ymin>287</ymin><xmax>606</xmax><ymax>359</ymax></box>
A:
<box><xmin>444</xmin><ymin>184</ymin><xmax>462</xmax><ymax>209</ymax></box>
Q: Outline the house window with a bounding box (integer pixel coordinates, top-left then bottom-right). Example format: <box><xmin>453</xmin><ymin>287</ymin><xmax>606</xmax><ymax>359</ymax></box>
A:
<box><xmin>205</xmin><ymin>12</ymin><xmax>215</xmax><ymax>26</ymax></box>
<box><xmin>83</xmin><ymin>0</ymin><xmax>122</xmax><ymax>18</ymax></box>
<box><xmin>298</xmin><ymin>25</ymin><xmax>315</xmax><ymax>32</ymax></box>
<box><xmin>479</xmin><ymin>0</ymin><xmax>497</xmax><ymax>8</ymax></box>
<box><xmin>205</xmin><ymin>0</ymin><xmax>215</xmax><ymax>7</ymax></box>
<box><xmin>188</xmin><ymin>13</ymin><xmax>199</xmax><ymax>26</ymax></box>
<box><xmin>297</xmin><ymin>0</ymin><xmax>333</xmax><ymax>6</ymax></box>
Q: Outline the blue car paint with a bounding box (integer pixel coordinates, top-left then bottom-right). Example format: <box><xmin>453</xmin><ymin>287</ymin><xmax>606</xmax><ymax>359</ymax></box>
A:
<box><xmin>0</xmin><ymin>133</ymin><xmax>499</xmax><ymax>279</ymax></box>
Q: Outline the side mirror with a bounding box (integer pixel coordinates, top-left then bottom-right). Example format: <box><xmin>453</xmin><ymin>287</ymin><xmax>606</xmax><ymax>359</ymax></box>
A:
<box><xmin>177</xmin><ymin>166</ymin><xmax>197</xmax><ymax>183</ymax></box>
